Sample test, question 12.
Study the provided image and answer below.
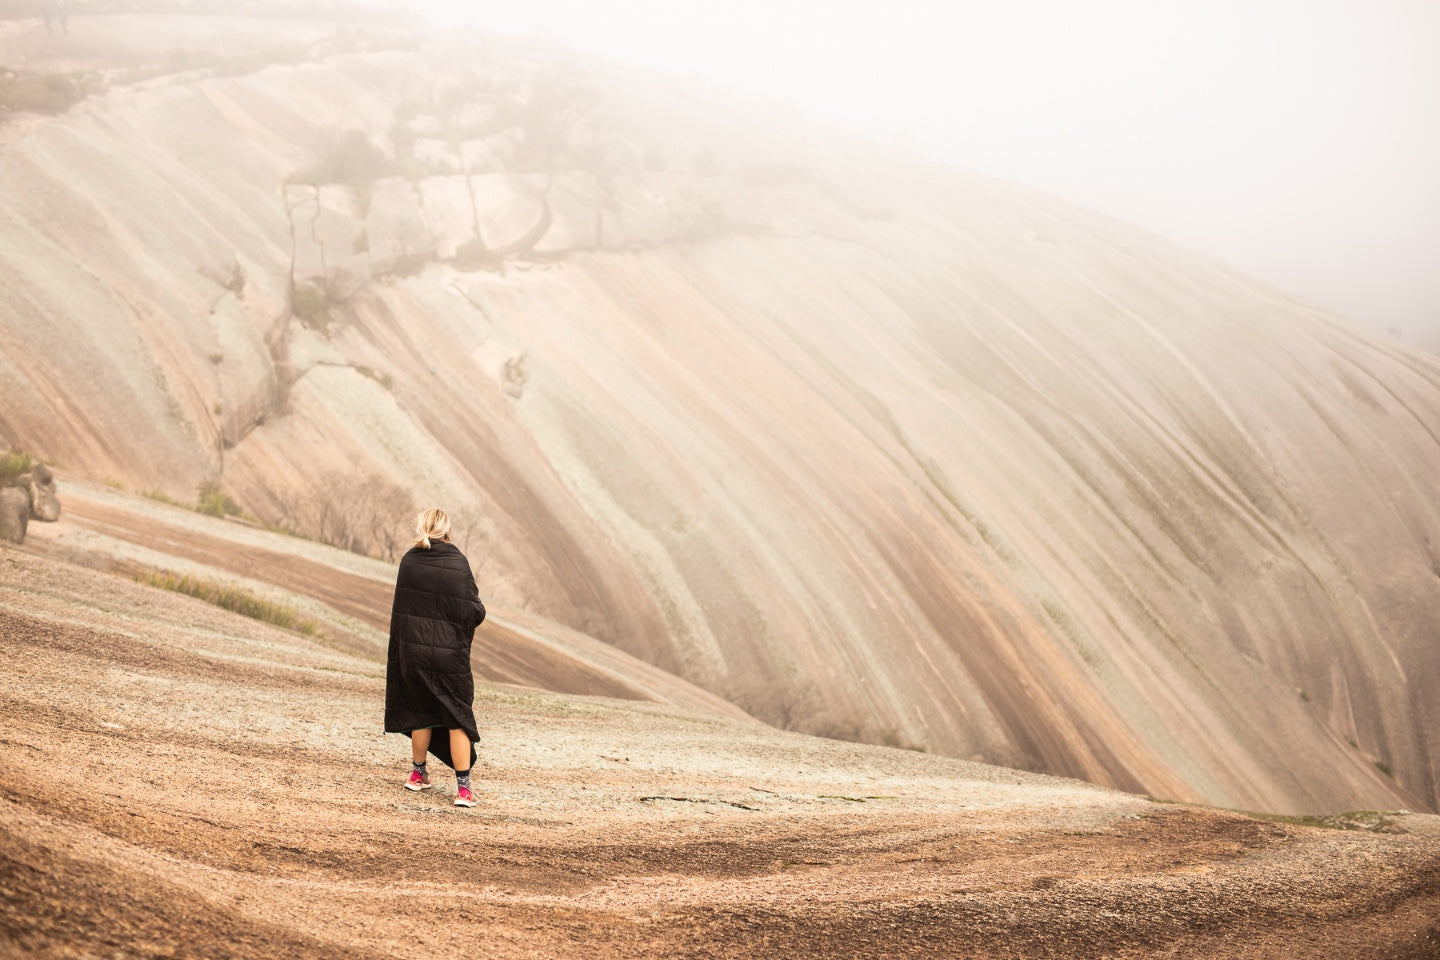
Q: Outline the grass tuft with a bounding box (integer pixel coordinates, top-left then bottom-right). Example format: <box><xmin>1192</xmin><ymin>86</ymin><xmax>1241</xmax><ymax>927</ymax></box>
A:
<box><xmin>260</xmin><ymin>520</ymin><xmax>315</xmax><ymax>542</ymax></box>
<box><xmin>196</xmin><ymin>479</ymin><xmax>242</xmax><ymax>518</ymax></box>
<box><xmin>1249</xmin><ymin>808</ymin><xmax>1405</xmax><ymax>832</ymax></box>
<box><xmin>1143</xmin><ymin>797</ymin><xmax>1409</xmax><ymax>834</ymax></box>
<box><xmin>141</xmin><ymin>488</ymin><xmax>185</xmax><ymax>507</ymax></box>
<box><xmin>134</xmin><ymin>570</ymin><xmax>317</xmax><ymax>635</ymax></box>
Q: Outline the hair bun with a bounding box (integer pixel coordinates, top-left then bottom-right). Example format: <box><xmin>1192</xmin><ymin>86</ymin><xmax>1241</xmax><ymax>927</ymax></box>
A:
<box><xmin>413</xmin><ymin>507</ymin><xmax>451</xmax><ymax>550</ymax></box>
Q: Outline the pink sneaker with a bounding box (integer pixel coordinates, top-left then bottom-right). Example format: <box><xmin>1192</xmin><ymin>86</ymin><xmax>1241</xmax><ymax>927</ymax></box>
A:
<box><xmin>405</xmin><ymin>770</ymin><xmax>432</xmax><ymax>792</ymax></box>
<box><xmin>454</xmin><ymin>785</ymin><xmax>476</xmax><ymax>807</ymax></box>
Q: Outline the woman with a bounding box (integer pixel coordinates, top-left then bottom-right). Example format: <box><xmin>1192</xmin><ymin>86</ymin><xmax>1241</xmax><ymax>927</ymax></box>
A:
<box><xmin>384</xmin><ymin>507</ymin><xmax>486</xmax><ymax>807</ymax></box>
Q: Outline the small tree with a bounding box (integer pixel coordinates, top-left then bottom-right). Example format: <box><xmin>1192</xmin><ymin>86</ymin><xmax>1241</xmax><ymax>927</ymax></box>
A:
<box><xmin>293</xmin><ymin>128</ymin><xmax>388</xmax><ymax>192</ymax></box>
<box><xmin>363</xmin><ymin>480</ymin><xmax>414</xmax><ymax>562</ymax></box>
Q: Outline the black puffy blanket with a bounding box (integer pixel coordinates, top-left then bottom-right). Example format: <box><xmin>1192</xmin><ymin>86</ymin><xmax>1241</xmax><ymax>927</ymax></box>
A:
<box><xmin>384</xmin><ymin>540</ymin><xmax>486</xmax><ymax>769</ymax></box>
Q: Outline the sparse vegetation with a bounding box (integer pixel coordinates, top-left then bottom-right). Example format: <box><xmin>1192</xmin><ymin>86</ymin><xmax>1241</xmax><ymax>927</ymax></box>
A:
<box><xmin>354</xmin><ymin>365</ymin><xmax>393</xmax><ymax>390</ymax></box>
<box><xmin>290</xmin><ymin>128</ymin><xmax>387</xmax><ymax>214</ymax></box>
<box><xmin>134</xmin><ymin>570</ymin><xmax>317</xmax><ymax>635</ymax></box>
<box><xmin>265</xmin><ymin>471</ymin><xmax>414</xmax><ymax>561</ymax></box>
<box><xmin>196</xmin><ymin>479</ymin><xmax>242</xmax><ymax>518</ymax></box>
<box><xmin>513</xmin><ymin>65</ymin><xmax>598</xmax><ymax>174</ymax></box>
<box><xmin>0</xmin><ymin>450</ymin><xmax>32</xmax><ymax>483</ymax></box>
<box><xmin>290</xmin><ymin>282</ymin><xmax>333</xmax><ymax>332</ymax></box>
<box><xmin>259</xmin><ymin>519</ymin><xmax>315</xmax><ymax>543</ymax></box>
<box><xmin>225</xmin><ymin>260</ymin><xmax>246</xmax><ymax>299</ymax></box>
<box><xmin>384</xmin><ymin>109</ymin><xmax>424</xmax><ymax>181</ymax></box>
<box><xmin>1374</xmin><ymin>760</ymin><xmax>1394</xmax><ymax>778</ymax></box>
<box><xmin>1250</xmin><ymin>809</ymin><xmax>1406</xmax><ymax>833</ymax></box>
<box><xmin>452</xmin><ymin>235</ymin><xmax>488</xmax><ymax>270</ymax></box>
<box><xmin>0</xmin><ymin>70</ymin><xmax>91</xmax><ymax>115</ymax></box>
<box><xmin>141</xmin><ymin>488</ymin><xmax>185</xmax><ymax>507</ymax></box>
<box><xmin>0</xmin><ymin>0</ymin><xmax>409</xmax><ymax>24</ymax></box>
<box><xmin>1145</xmin><ymin>797</ymin><xmax>1409</xmax><ymax>834</ymax></box>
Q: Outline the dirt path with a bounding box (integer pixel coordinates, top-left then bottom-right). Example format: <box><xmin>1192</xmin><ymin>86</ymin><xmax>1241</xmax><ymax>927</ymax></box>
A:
<box><xmin>1</xmin><ymin>548</ymin><xmax>1438</xmax><ymax>959</ymax></box>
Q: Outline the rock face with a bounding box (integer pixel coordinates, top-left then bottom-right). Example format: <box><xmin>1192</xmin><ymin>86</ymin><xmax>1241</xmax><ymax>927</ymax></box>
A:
<box><xmin>0</xmin><ymin>488</ymin><xmax>29</xmax><ymax>544</ymax></box>
<box><xmin>2</xmin><ymin>15</ymin><xmax>1439</xmax><ymax>816</ymax></box>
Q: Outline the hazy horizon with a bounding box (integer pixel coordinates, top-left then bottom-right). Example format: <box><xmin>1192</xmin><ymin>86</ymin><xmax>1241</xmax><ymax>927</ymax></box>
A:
<box><xmin>395</xmin><ymin>0</ymin><xmax>1440</xmax><ymax>347</ymax></box>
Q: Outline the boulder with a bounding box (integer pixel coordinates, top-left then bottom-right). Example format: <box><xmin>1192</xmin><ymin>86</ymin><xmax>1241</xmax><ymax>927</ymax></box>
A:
<box><xmin>470</xmin><ymin>174</ymin><xmax>548</xmax><ymax>253</ymax></box>
<box><xmin>27</xmin><ymin>463</ymin><xmax>60</xmax><ymax>521</ymax></box>
<box><xmin>472</xmin><ymin>337</ymin><xmax>528</xmax><ymax>398</ymax></box>
<box><xmin>284</xmin><ymin>184</ymin><xmax>326</xmax><ymax>283</ymax></box>
<box><xmin>419</xmin><ymin>176</ymin><xmax>480</xmax><ymax>260</ymax></box>
<box><xmin>0</xmin><ymin>487</ymin><xmax>28</xmax><ymax>544</ymax></box>
<box><xmin>533</xmin><ymin>174</ymin><xmax>603</xmax><ymax>255</ymax></box>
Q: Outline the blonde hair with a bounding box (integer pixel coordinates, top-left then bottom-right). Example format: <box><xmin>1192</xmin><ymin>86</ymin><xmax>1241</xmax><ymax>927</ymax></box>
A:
<box><xmin>413</xmin><ymin>507</ymin><xmax>452</xmax><ymax>549</ymax></box>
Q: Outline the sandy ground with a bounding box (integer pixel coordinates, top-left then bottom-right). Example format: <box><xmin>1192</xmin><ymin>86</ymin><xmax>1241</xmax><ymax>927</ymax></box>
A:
<box><xmin>1</xmin><ymin>542</ymin><xmax>1438</xmax><ymax>959</ymax></box>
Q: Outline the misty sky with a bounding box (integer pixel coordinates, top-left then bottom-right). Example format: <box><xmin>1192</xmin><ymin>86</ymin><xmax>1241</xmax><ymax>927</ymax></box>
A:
<box><xmin>403</xmin><ymin>0</ymin><xmax>1440</xmax><ymax>344</ymax></box>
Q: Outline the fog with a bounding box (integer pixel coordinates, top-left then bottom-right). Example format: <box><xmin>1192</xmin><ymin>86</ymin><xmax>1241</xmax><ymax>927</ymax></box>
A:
<box><xmin>405</xmin><ymin>0</ymin><xmax>1440</xmax><ymax>347</ymax></box>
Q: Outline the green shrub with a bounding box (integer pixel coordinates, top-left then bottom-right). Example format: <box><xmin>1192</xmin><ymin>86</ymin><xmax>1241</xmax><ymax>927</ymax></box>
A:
<box><xmin>0</xmin><ymin>71</ymin><xmax>82</xmax><ymax>115</ymax></box>
<box><xmin>0</xmin><ymin>450</ymin><xmax>31</xmax><ymax>483</ymax></box>
<box><xmin>135</xmin><ymin>570</ymin><xmax>316</xmax><ymax>635</ymax></box>
<box><xmin>292</xmin><ymin>128</ymin><xmax>388</xmax><ymax>192</ymax></box>
<box><xmin>196</xmin><ymin>479</ymin><xmax>242</xmax><ymax>517</ymax></box>
<box><xmin>452</xmin><ymin>235</ymin><xmax>489</xmax><ymax>270</ymax></box>
<box><xmin>290</xmin><ymin>283</ymin><xmax>332</xmax><ymax>331</ymax></box>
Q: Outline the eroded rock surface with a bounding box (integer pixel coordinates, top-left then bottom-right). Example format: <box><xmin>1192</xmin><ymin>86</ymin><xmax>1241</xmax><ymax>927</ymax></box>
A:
<box><xmin>1</xmin><ymin>14</ymin><xmax>1439</xmax><ymax>817</ymax></box>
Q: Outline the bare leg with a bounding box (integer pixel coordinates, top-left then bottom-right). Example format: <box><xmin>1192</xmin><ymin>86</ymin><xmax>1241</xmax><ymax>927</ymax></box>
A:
<box><xmin>449</xmin><ymin>728</ymin><xmax>470</xmax><ymax>772</ymax></box>
<box><xmin>410</xmin><ymin>727</ymin><xmax>432</xmax><ymax>764</ymax></box>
